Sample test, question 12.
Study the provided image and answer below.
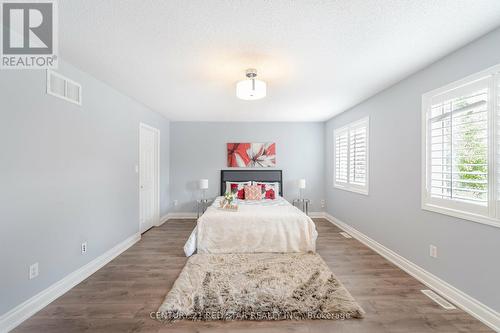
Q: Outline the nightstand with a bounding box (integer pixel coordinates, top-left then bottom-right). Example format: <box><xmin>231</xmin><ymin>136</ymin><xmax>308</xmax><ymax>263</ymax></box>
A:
<box><xmin>293</xmin><ymin>198</ymin><xmax>310</xmax><ymax>215</ymax></box>
<box><xmin>197</xmin><ymin>199</ymin><xmax>211</xmax><ymax>218</ymax></box>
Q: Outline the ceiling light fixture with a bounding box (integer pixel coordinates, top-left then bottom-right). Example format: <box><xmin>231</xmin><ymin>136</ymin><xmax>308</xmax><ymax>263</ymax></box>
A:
<box><xmin>236</xmin><ymin>68</ymin><xmax>266</xmax><ymax>100</ymax></box>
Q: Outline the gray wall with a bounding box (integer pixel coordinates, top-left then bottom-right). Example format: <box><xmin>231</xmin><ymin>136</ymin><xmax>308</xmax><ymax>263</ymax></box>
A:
<box><xmin>169</xmin><ymin>122</ymin><xmax>325</xmax><ymax>212</ymax></box>
<box><xmin>0</xmin><ymin>61</ymin><xmax>170</xmax><ymax>315</ymax></box>
<box><xmin>325</xmin><ymin>27</ymin><xmax>500</xmax><ymax>311</ymax></box>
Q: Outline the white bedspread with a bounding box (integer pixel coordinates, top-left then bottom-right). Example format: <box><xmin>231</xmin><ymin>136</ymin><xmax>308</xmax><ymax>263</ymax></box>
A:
<box><xmin>183</xmin><ymin>196</ymin><xmax>317</xmax><ymax>256</ymax></box>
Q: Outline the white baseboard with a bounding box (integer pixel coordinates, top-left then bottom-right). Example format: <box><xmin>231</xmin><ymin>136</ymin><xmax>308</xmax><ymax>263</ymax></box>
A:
<box><xmin>320</xmin><ymin>212</ymin><xmax>500</xmax><ymax>332</ymax></box>
<box><xmin>158</xmin><ymin>214</ymin><xmax>169</xmax><ymax>226</ymax></box>
<box><xmin>167</xmin><ymin>212</ymin><xmax>198</xmax><ymax>219</ymax></box>
<box><xmin>308</xmin><ymin>211</ymin><xmax>325</xmax><ymax>218</ymax></box>
<box><xmin>0</xmin><ymin>233</ymin><xmax>141</xmax><ymax>333</ymax></box>
<box><xmin>159</xmin><ymin>212</ymin><xmax>197</xmax><ymax>226</ymax></box>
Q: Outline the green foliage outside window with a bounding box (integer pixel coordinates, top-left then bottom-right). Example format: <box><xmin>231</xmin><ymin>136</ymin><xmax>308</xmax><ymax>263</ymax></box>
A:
<box><xmin>454</xmin><ymin>104</ymin><xmax>487</xmax><ymax>201</ymax></box>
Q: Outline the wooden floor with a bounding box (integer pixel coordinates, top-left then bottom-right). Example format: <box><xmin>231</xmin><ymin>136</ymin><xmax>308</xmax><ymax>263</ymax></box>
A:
<box><xmin>14</xmin><ymin>219</ymin><xmax>492</xmax><ymax>333</ymax></box>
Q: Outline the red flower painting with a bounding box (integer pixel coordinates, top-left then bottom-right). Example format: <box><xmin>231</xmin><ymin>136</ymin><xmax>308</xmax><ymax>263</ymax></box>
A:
<box><xmin>227</xmin><ymin>143</ymin><xmax>276</xmax><ymax>167</ymax></box>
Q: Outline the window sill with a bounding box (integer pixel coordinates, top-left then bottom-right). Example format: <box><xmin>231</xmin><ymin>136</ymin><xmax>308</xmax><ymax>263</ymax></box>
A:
<box><xmin>334</xmin><ymin>184</ymin><xmax>369</xmax><ymax>196</ymax></box>
<box><xmin>422</xmin><ymin>203</ymin><xmax>500</xmax><ymax>229</ymax></box>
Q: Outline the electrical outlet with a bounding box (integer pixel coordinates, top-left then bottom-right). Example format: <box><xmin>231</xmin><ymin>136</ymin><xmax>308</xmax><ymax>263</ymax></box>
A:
<box><xmin>135</xmin><ymin>164</ymin><xmax>139</xmax><ymax>173</ymax></box>
<box><xmin>173</xmin><ymin>200</ymin><xmax>178</xmax><ymax>206</ymax></box>
<box><xmin>320</xmin><ymin>199</ymin><xmax>325</xmax><ymax>208</ymax></box>
<box><xmin>81</xmin><ymin>242</ymin><xmax>88</xmax><ymax>254</ymax></box>
<box><xmin>429</xmin><ymin>245</ymin><xmax>438</xmax><ymax>258</ymax></box>
<box><xmin>29</xmin><ymin>263</ymin><xmax>39</xmax><ymax>280</ymax></box>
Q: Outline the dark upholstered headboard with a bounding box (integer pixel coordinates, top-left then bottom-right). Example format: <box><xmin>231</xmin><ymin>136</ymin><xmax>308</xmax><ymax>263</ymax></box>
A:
<box><xmin>220</xmin><ymin>170</ymin><xmax>283</xmax><ymax>196</ymax></box>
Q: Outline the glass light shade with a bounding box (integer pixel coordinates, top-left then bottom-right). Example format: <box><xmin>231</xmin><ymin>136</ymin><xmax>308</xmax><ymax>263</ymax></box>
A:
<box><xmin>236</xmin><ymin>78</ymin><xmax>266</xmax><ymax>100</ymax></box>
<box><xmin>298</xmin><ymin>179</ymin><xmax>306</xmax><ymax>189</ymax></box>
<box><xmin>199</xmin><ymin>179</ymin><xmax>209</xmax><ymax>190</ymax></box>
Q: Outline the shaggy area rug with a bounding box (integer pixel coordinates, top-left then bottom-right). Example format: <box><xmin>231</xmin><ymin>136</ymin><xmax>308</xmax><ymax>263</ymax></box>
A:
<box><xmin>157</xmin><ymin>252</ymin><xmax>364</xmax><ymax>321</ymax></box>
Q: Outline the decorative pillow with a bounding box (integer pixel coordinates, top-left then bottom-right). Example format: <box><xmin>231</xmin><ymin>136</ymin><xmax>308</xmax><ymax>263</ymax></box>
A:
<box><xmin>226</xmin><ymin>181</ymin><xmax>251</xmax><ymax>199</ymax></box>
<box><xmin>253</xmin><ymin>181</ymin><xmax>280</xmax><ymax>194</ymax></box>
<box><xmin>244</xmin><ymin>185</ymin><xmax>262</xmax><ymax>200</ymax></box>
<box><xmin>256</xmin><ymin>182</ymin><xmax>277</xmax><ymax>200</ymax></box>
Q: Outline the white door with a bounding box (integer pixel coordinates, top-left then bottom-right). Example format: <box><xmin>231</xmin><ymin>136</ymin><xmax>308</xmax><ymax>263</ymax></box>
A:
<box><xmin>139</xmin><ymin>123</ymin><xmax>160</xmax><ymax>233</ymax></box>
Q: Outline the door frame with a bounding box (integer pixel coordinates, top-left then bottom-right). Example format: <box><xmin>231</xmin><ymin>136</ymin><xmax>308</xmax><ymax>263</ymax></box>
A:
<box><xmin>139</xmin><ymin>122</ymin><xmax>160</xmax><ymax>233</ymax></box>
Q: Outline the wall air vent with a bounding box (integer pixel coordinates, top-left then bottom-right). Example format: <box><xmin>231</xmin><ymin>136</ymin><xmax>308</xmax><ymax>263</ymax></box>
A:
<box><xmin>421</xmin><ymin>289</ymin><xmax>456</xmax><ymax>310</ymax></box>
<box><xmin>46</xmin><ymin>70</ymin><xmax>82</xmax><ymax>106</ymax></box>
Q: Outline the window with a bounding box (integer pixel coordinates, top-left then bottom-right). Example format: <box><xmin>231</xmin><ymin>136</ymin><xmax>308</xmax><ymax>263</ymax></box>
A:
<box><xmin>422</xmin><ymin>64</ymin><xmax>500</xmax><ymax>228</ymax></box>
<box><xmin>334</xmin><ymin>117</ymin><xmax>369</xmax><ymax>194</ymax></box>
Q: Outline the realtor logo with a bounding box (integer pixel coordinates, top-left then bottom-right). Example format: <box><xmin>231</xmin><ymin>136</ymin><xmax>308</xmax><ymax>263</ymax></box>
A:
<box><xmin>1</xmin><ymin>0</ymin><xmax>58</xmax><ymax>69</ymax></box>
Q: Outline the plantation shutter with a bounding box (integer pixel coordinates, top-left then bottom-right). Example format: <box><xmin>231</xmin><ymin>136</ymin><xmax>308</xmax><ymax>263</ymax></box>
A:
<box><xmin>427</xmin><ymin>78</ymin><xmax>490</xmax><ymax>207</ymax></box>
<box><xmin>334</xmin><ymin>117</ymin><xmax>369</xmax><ymax>194</ymax></box>
<box><xmin>349</xmin><ymin>120</ymin><xmax>368</xmax><ymax>186</ymax></box>
<box><xmin>422</xmin><ymin>65</ymin><xmax>500</xmax><ymax>226</ymax></box>
<box><xmin>334</xmin><ymin>129</ymin><xmax>348</xmax><ymax>184</ymax></box>
<box><xmin>497</xmin><ymin>77</ymin><xmax>500</xmax><ymax>204</ymax></box>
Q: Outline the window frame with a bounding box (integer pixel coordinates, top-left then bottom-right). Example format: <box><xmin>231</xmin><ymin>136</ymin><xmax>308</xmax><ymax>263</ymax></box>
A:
<box><xmin>421</xmin><ymin>64</ymin><xmax>500</xmax><ymax>229</ymax></box>
<box><xmin>333</xmin><ymin>116</ymin><xmax>370</xmax><ymax>195</ymax></box>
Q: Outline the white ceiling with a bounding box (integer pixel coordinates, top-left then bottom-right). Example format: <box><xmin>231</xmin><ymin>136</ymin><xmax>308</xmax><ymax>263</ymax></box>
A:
<box><xmin>59</xmin><ymin>1</ymin><xmax>500</xmax><ymax>122</ymax></box>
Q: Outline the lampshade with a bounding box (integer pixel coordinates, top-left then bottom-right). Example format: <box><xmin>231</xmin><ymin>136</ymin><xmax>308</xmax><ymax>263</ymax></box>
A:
<box><xmin>298</xmin><ymin>179</ymin><xmax>306</xmax><ymax>189</ymax></box>
<box><xmin>236</xmin><ymin>68</ymin><xmax>266</xmax><ymax>100</ymax></box>
<box><xmin>199</xmin><ymin>179</ymin><xmax>208</xmax><ymax>190</ymax></box>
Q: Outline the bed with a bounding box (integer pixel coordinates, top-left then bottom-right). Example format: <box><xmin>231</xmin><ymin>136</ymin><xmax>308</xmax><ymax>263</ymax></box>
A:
<box><xmin>183</xmin><ymin>170</ymin><xmax>318</xmax><ymax>256</ymax></box>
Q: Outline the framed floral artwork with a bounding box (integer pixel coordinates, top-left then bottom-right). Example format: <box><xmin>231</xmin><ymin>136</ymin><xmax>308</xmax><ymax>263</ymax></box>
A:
<box><xmin>227</xmin><ymin>143</ymin><xmax>276</xmax><ymax>167</ymax></box>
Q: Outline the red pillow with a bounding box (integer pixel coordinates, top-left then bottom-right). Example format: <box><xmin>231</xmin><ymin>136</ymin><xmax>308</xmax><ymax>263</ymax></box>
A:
<box><xmin>230</xmin><ymin>183</ymin><xmax>246</xmax><ymax>199</ymax></box>
<box><xmin>257</xmin><ymin>183</ymin><xmax>276</xmax><ymax>199</ymax></box>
